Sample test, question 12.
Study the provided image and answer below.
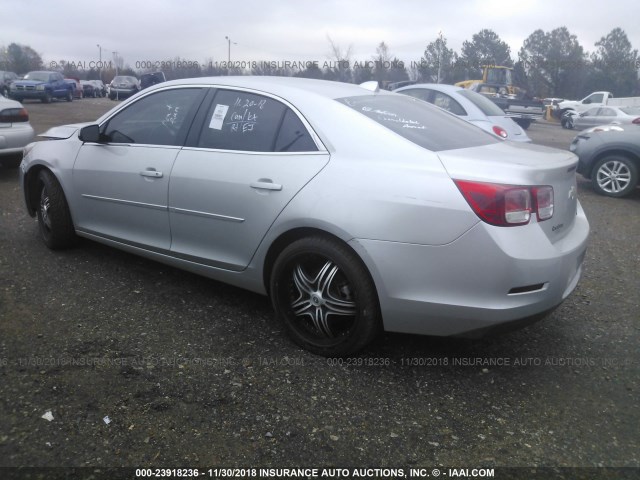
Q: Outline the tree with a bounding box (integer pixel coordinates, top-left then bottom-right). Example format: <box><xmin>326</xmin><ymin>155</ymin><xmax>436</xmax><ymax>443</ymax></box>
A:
<box><xmin>588</xmin><ymin>28</ymin><xmax>639</xmax><ymax>96</ymax></box>
<box><xmin>251</xmin><ymin>60</ymin><xmax>293</xmax><ymax>77</ymax></box>
<box><xmin>295</xmin><ymin>62</ymin><xmax>324</xmax><ymax>79</ymax></box>
<box><xmin>371</xmin><ymin>42</ymin><xmax>408</xmax><ymax>85</ymax></box>
<box><xmin>460</xmin><ymin>29</ymin><xmax>513</xmax><ymax>79</ymax></box>
<box><xmin>5</xmin><ymin>43</ymin><xmax>43</xmax><ymax>74</ymax></box>
<box><xmin>352</xmin><ymin>61</ymin><xmax>374</xmax><ymax>83</ymax></box>
<box><xmin>324</xmin><ymin>36</ymin><xmax>352</xmax><ymax>82</ymax></box>
<box><xmin>518</xmin><ymin>27</ymin><xmax>587</xmax><ymax>98</ymax></box>
<box><xmin>418</xmin><ymin>33</ymin><xmax>456</xmax><ymax>83</ymax></box>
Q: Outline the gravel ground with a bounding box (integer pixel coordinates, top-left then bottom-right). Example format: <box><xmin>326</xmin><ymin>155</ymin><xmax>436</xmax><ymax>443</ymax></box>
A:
<box><xmin>0</xmin><ymin>100</ymin><xmax>638</xmax><ymax>479</ymax></box>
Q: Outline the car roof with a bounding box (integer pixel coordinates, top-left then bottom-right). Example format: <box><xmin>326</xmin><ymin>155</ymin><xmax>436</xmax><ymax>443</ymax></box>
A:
<box><xmin>149</xmin><ymin>76</ymin><xmax>388</xmax><ymax>102</ymax></box>
<box><xmin>396</xmin><ymin>83</ymin><xmax>464</xmax><ymax>94</ymax></box>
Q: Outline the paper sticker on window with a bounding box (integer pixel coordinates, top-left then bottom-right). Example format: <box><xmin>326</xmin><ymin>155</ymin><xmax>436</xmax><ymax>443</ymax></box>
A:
<box><xmin>209</xmin><ymin>104</ymin><xmax>229</xmax><ymax>130</ymax></box>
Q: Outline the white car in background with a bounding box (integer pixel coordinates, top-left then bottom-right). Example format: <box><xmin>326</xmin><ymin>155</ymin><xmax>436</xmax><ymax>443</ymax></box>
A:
<box><xmin>395</xmin><ymin>83</ymin><xmax>532</xmax><ymax>142</ymax></box>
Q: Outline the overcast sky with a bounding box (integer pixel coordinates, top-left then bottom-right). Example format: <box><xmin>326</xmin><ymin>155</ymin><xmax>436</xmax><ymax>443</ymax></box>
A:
<box><xmin>2</xmin><ymin>0</ymin><xmax>639</xmax><ymax>69</ymax></box>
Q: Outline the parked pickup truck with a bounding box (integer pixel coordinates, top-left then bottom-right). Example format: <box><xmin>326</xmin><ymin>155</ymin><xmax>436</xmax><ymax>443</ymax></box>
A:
<box><xmin>9</xmin><ymin>71</ymin><xmax>73</xmax><ymax>103</ymax></box>
<box><xmin>557</xmin><ymin>91</ymin><xmax>640</xmax><ymax>116</ymax></box>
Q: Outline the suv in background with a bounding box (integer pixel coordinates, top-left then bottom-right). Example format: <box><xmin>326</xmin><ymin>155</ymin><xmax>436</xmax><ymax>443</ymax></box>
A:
<box><xmin>0</xmin><ymin>71</ymin><xmax>19</xmax><ymax>98</ymax></box>
<box><xmin>140</xmin><ymin>71</ymin><xmax>166</xmax><ymax>90</ymax></box>
<box><xmin>10</xmin><ymin>71</ymin><xmax>73</xmax><ymax>103</ymax></box>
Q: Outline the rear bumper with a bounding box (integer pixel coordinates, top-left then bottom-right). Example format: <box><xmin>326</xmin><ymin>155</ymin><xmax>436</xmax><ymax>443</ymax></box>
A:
<box><xmin>350</xmin><ymin>201</ymin><xmax>589</xmax><ymax>336</ymax></box>
<box><xmin>0</xmin><ymin>124</ymin><xmax>35</xmax><ymax>155</ymax></box>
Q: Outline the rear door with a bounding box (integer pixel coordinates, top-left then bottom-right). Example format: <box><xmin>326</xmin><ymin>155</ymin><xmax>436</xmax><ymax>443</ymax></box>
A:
<box><xmin>168</xmin><ymin>88</ymin><xmax>329</xmax><ymax>270</ymax></box>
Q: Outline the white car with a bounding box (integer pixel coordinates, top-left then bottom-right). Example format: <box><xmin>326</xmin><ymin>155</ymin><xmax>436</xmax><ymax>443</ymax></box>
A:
<box><xmin>0</xmin><ymin>93</ymin><xmax>35</xmax><ymax>167</ymax></box>
<box><xmin>395</xmin><ymin>83</ymin><xmax>532</xmax><ymax>142</ymax></box>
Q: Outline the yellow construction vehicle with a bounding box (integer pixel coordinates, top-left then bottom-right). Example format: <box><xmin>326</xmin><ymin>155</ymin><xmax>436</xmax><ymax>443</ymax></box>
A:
<box><xmin>455</xmin><ymin>65</ymin><xmax>517</xmax><ymax>94</ymax></box>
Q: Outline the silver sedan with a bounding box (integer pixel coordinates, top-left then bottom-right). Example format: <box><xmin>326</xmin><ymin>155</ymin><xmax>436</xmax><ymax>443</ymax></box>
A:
<box><xmin>0</xmin><ymin>93</ymin><xmax>35</xmax><ymax>167</ymax></box>
<box><xmin>562</xmin><ymin>105</ymin><xmax>640</xmax><ymax>130</ymax></box>
<box><xmin>20</xmin><ymin>77</ymin><xmax>589</xmax><ymax>356</ymax></box>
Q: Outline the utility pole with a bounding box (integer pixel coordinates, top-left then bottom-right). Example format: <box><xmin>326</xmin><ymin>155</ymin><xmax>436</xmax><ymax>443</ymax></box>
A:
<box><xmin>97</xmin><ymin>44</ymin><xmax>102</xmax><ymax>80</ymax></box>
<box><xmin>224</xmin><ymin>36</ymin><xmax>236</xmax><ymax>64</ymax></box>
<box><xmin>113</xmin><ymin>51</ymin><xmax>119</xmax><ymax>76</ymax></box>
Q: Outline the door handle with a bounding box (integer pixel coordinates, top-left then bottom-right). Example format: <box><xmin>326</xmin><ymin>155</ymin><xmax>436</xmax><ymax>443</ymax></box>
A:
<box><xmin>250</xmin><ymin>180</ymin><xmax>282</xmax><ymax>191</ymax></box>
<box><xmin>140</xmin><ymin>169</ymin><xmax>163</xmax><ymax>178</ymax></box>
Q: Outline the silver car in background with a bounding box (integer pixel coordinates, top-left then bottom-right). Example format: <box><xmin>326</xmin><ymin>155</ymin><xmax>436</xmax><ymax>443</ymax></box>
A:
<box><xmin>394</xmin><ymin>83</ymin><xmax>532</xmax><ymax>142</ymax></box>
<box><xmin>20</xmin><ymin>77</ymin><xmax>589</xmax><ymax>356</ymax></box>
<box><xmin>0</xmin><ymin>93</ymin><xmax>35</xmax><ymax>168</ymax></box>
<box><xmin>562</xmin><ymin>105</ymin><xmax>640</xmax><ymax>130</ymax></box>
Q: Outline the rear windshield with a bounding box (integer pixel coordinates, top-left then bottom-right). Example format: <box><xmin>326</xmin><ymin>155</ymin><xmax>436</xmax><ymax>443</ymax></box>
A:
<box><xmin>458</xmin><ymin>89</ymin><xmax>506</xmax><ymax>116</ymax></box>
<box><xmin>337</xmin><ymin>94</ymin><xmax>497</xmax><ymax>151</ymax></box>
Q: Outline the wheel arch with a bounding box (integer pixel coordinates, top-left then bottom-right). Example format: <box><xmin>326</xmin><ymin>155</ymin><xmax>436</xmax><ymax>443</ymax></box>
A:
<box><xmin>23</xmin><ymin>165</ymin><xmax>57</xmax><ymax>216</ymax></box>
<box><xmin>262</xmin><ymin>227</ymin><xmax>378</xmax><ymax>300</ymax></box>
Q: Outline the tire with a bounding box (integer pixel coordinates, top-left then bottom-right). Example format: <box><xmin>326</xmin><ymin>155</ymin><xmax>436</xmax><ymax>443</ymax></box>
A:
<box><xmin>270</xmin><ymin>236</ymin><xmax>382</xmax><ymax>357</ymax></box>
<box><xmin>66</xmin><ymin>90</ymin><xmax>73</xmax><ymax>102</ymax></box>
<box><xmin>591</xmin><ymin>155</ymin><xmax>638</xmax><ymax>198</ymax></box>
<box><xmin>515</xmin><ymin>119</ymin><xmax>531</xmax><ymax>130</ymax></box>
<box><xmin>561</xmin><ymin>111</ymin><xmax>575</xmax><ymax>129</ymax></box>
<box><xmin>36</xmin><ymin>170</ymin><xmax>77</xmax><ymax>249</ymax></box>
<box><xmin>42</xmin><ymin>91</ymin><xmax>52</xmax><ymax>103</ymax></box>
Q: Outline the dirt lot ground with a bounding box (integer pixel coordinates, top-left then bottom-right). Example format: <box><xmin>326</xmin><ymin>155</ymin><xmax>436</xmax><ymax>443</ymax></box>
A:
<box><xmin>0</xmin><ymin>98</ymin><xmax>638</xmax><ymax>479</ymax></box>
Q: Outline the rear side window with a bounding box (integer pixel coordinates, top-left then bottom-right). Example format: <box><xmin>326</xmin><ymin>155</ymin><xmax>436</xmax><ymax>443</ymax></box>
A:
<box><xmin>598</xmin><ymin>108</ymin><xmax>616</xmax><ymax>116</ymax></box>
<box><xmin>274</xmin><ymin>109</ymin><xmax>318</xmax><ymax>152</ymax></box>
<box><xmin>399</xmin><ymin>88</ymin><xmax>467</xmax><ymax>116</ymax></box>
<box><xmin>338</xmin><ymin>94</ymin><xmax>497</xmax><ymax>151</ymax></box>
<box><xmin>431</xmin><ymin>91</ymin><xmax>467</xmax><ymax>116</ymax></box>
<box><xmin>197</xmin><ymin>90</ymin><xmax>317</xmax><ymax>152</ymax></box>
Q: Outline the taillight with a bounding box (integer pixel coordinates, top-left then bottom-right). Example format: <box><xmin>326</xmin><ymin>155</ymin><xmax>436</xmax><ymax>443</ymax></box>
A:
<box><xmin>454</xmin><ymin>180</ymin><xmax>553</xmax><ymax>227</ymax></box>
<box><xmin>533</xmin><ymin>186</ymin><xmax>554</xmax><ymax>221</ymax></box>
<box><xmin>492</xmin><ymin>125</ymin><xmax>508</xmax><ymax>139</ymax></box>
<box><xmin>0</xmin><ymin>107</ymin><xmax>29</xmax><ymax>123</ymax></box>
<box><xmin>632</xmin><ymin>118</ymin><xmax>640</xmax><ymax>125</ymax></box>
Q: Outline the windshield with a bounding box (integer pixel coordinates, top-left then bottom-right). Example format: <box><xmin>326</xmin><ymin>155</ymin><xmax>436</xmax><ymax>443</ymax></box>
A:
<box><xmin>24</xmin><ymin>72</ymin><xmax>50</xmax><ymax>82</ymax></box>
<box><xmin>485</xmin><ymin>67</ymin><xmax>512</xmax><ymax>85</ymax></box>
<box><xmin>458</xmin><ymin>89</ymin><xmax>506</xmax><ymax>116</ymax></box>
<box><xmin>337</xmin><ymin>94</ymin><xmax>497</xmax><ymax>151</ymax></box>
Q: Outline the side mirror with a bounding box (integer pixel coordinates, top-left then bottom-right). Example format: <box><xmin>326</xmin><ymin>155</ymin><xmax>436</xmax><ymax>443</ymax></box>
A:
<box><xmin>78</xmin><ymin>124</ymin><xmax>102</xmax><ymax>143</ymax></box>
